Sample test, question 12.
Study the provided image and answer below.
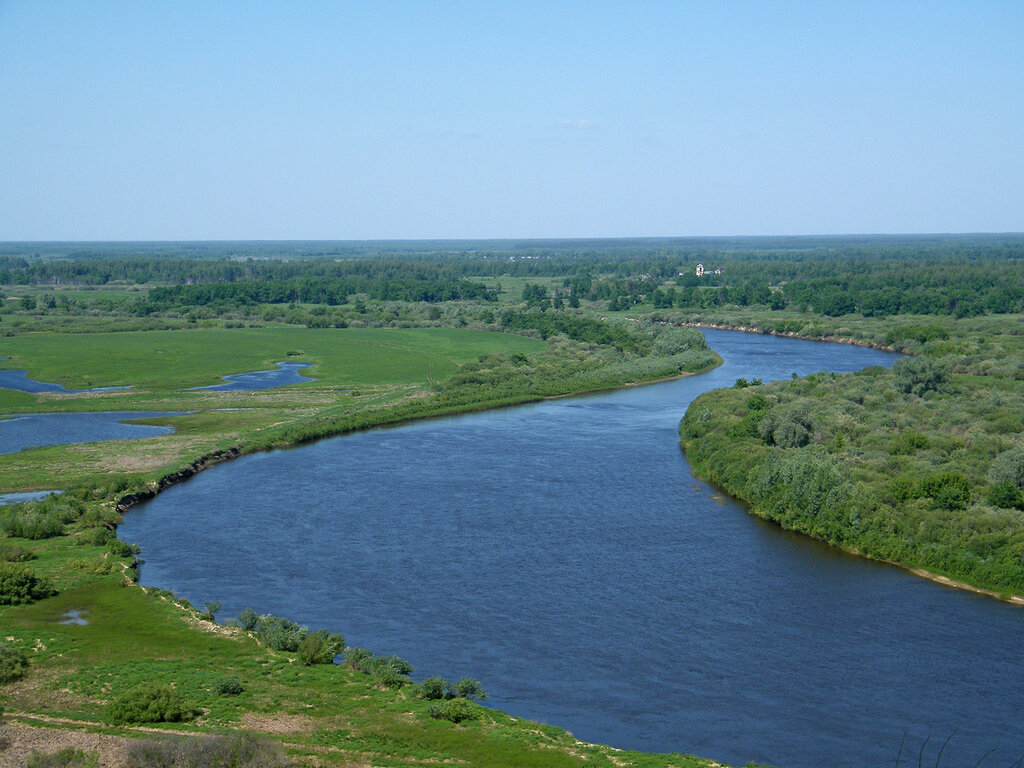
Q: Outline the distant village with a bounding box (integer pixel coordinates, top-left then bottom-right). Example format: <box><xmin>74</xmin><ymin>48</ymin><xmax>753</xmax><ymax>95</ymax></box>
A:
<box><xmin>686</xmin><ymin>263</ymin><xmax>722</xmax><ymax>277</ymax></box>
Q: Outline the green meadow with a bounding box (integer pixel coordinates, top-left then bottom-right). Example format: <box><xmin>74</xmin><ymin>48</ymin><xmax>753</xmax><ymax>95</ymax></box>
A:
<box><xmin>0</xmin><ymin>327</ymin><xmax>546</xmax><ymax>391</ymax></box>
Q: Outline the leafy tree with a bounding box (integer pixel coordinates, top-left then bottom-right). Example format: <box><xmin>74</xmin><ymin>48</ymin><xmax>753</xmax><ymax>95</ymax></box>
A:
<box><xmin>202</xmin><ymin>600</ymin><xmax>221</xmax><ymax>621</ymax></box>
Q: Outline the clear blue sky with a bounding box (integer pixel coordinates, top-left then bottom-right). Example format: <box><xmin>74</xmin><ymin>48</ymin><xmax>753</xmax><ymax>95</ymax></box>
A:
<box><xmin>1</xmin><ymin>1</ymin><xmax>1021</xmax><ymax>240</ymax></box>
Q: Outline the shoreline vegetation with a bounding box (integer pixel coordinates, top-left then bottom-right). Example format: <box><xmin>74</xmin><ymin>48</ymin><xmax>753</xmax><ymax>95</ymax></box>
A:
<box><xmin>3</xmin><ymin>236</ymin><xmax>1024</xmax><ymax>767</ymax></box>
<box><xmin>678</xmin><ymin>311</ymin><xmax>1024</xmax><ymax>604</ymax></box>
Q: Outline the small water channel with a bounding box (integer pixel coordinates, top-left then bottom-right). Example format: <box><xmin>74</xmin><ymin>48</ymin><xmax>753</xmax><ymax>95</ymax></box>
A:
<box><xmin>120</xmin><ymin>330</ymin><xmax>1023</xmax><ymax>768</ymax></box>
<box><xmin>0</xmin><ymin>369</ymin><xmax>132</xmax><ymax>393</ymax></box>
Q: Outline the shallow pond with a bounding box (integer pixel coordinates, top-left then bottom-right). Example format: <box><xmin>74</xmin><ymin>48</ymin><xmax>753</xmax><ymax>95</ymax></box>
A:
<box><xmin>0</xmin><ymin>368</ymin><xmax>132</xmax><ymax>393</ymax></box>
<box><xmin>190</xmin><ymin>361</ymin><xmax>314</xmax><ymax>391</ymax></box>
<box><xmin>0</xmin><ymin>490</ymin><xmax>62</xmax><ymax>505</ymax></box>
<box><xmin>121</xmin><ymin>330</ymin><xmax>1023</xmax><ymax>768</ymax></box>
<box><xmin>0</xmin><ymin>411</ymin><xmax>183</xmax><ymax>455</ymax></box>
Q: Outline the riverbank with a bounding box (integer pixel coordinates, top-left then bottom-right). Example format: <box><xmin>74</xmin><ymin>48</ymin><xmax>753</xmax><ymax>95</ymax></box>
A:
<box><xmin>680</xmin><ymin>317</ymin><xmax>1024</xmax><ymax>603</ymax></box>
<box><xmin>676</xmin><ymin>321</ymin><xmax>901</xmax><ymax>353</ymax></box>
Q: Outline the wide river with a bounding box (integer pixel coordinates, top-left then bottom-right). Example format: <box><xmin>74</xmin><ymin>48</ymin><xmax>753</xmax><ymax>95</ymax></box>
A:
<box><xmin>121</xmin><ymin>330</ymin><xmax>1023</xmax><ymax>768</ymax></box>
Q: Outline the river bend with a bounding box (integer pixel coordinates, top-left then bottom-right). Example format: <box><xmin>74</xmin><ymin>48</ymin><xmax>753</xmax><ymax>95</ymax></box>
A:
<box><xmin>121</xmin><ymin>330</ymin><xmax>1022</xmax><ymax>768</ymax></box>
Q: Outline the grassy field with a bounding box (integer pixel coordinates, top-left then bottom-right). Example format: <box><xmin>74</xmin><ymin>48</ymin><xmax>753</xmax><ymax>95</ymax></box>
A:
<box><xmin>0</xmin><ymin>327</ymin><xmax>546</xmax><ymax>390</ymax></box>
<box><xmin>0</xmin><ymin>327</ymin><xmax>549</xmax><ymax>491</ymax></box>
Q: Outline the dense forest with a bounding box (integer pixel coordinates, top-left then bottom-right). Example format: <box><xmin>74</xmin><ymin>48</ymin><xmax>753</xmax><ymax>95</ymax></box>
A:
<box><xmin>3</xmin><ymin>235</ymin><xmax>1023</xmax><ymax>320</ymax></box>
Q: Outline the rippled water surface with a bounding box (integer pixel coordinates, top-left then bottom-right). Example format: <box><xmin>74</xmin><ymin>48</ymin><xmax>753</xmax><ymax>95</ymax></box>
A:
<box><xmin>121</xmin><ymin>331</ymin><xmax>1023</xmax><ymax>768</ymax></box>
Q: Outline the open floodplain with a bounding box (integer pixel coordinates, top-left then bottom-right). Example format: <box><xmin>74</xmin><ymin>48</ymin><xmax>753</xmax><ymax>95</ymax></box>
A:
<box><xmin>4</xmin><ymin>240</ymin><xmax>1024</xmax><ymax>768</ymax></box>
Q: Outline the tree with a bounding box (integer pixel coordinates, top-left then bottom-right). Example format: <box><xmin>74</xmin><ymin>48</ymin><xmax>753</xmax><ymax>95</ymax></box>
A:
<box><xmin>202</xmin><ymin>600</ymin><xmax>221</xmax><ymax>622</ymax></box>
<box><xmin>893</xmin><ymin>356</ymin><xmax>950</xmax><ymax>397</ymax></box>
<box><xmin>989</xmin><ymin>446</ymin><xmax>1024</xmax><ymax>489</ymax></box>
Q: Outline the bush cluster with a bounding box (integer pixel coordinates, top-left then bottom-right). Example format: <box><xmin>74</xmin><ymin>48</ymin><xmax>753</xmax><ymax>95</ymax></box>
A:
<box><xmin>0</xmin><ymin>642</ymin><xmax>29</xmax><ymax>684</ymax></box>
<box><xmin>248</xmin><ymin>614</ymin><xmax>343</xmax><ymax>662</ymax></box>
<box><xmin>344</xmin><ymin>649</ymin><xmax>413</xmax><ymax>688</ymax></box>
<box><xmin>420</xmin><ymin>675</ymin><xmax>487</xmax><ymax>702</ymax></box>
<box><xmin>428</xmin><ymin>697</ymin><xmax>480</xmax><ymax>724</ymax></box>
<box><xmin>107</xmin><ymin>683</ymin><xmax>194</xmax><ymax>725</ymax></box>
<box><xmin>215</xmin><ymin>677</ymin><xmax>244</xmax><ymax>696</ymax></box>
<box><xmin>0</xmin><ymin>562</ymin><xmax>56</xmax><ymax>605</ymax></box>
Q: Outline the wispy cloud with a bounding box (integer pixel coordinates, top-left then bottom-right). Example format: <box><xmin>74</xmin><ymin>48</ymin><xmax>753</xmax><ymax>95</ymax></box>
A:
<box><xmin>559</xmin><ymin>119</ymin><xmax>594</xmax><ymax>129</ymax></box>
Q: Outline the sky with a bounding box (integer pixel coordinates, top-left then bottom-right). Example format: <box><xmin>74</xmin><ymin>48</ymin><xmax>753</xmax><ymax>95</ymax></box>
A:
<box><xmin>0</xmin><ymin>1</ymin><xmax>1022</xmax><ymax>240</ymax></box>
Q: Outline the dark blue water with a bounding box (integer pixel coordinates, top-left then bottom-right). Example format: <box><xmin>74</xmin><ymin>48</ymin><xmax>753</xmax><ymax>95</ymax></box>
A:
<box><xmin>0</xmin><ymin>369</ymin><xmax>132</xmax><ymax>393</ymax></box>
<box><xmin>190</xmin><ymin>361</ymin><xmax>314</xmax><ymax>391</ymax></box>
<box><xmin>0</xmin><ymin>411</ymin><xmax>183</xmax><ymax>455</ymax></box>
<box><xmin>120</xmin><ymin>330</ymin><xmax>1024</xmax><ymax>768</ymax></box>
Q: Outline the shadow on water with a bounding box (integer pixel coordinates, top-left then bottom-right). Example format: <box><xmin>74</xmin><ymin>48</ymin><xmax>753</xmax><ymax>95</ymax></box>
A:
<box><xmin>120</xmin><ymin>330</ymin><xmax>1023</xmax><ymax>768</ymax></box>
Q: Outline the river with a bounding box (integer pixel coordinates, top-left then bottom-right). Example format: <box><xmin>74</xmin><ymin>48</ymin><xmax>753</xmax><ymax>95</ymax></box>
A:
<box><xmin>120</xmin><ymin>329</ymin><xmax>1023</xmax><ymax>768</ymax></box>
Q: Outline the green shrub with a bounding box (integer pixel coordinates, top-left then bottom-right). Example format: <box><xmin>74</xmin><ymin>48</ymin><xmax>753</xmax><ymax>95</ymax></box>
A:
<box><xmin>0</xmin><ymin>509</ymin><xmax>64</xmax><ymax>539</ymax></box>
<box><xmin>0</xmin><ymin>642</ymin><xmax>29</xmax><ymax>684</ymax></box>
<box><xmin>202</xmin><ymin>600</ymin><xmax>221</xmax><ymax>621</ymax></box>
<box><xmin>296</xmin><ymin>629</ymin><xmax>344</xmax><ymax>665</ymax></box>
<box><xmin>893</xmin><ymin>356</ymin><xmax>950</xmax><ymax>396</ymax></box>
<box><xmin>107</xmin><ymin>683</ymin><xmax>194</xmax><ymax>725</ymax></box>
<box><xmin>0</xmin><ymin>562</ymin><xmax>56</xmax><ymax>605</ymax></box>
<box><xmin>215</xmin><ymin>677</ymin><xmax>244</xmax><ymax>696</ymax></box>
<box><xmin>254</xmin><ymin>614</ymin><xmax>308</xmax><ymax>651</ymax></box>
<box><xmin>919</xmin><ymin>472</ymin><xmax>971</xmax><ymax>510</ymax></box>
<box><xmin>987</xmin><ymin>481</ymin><xmax>1024</xmax><ymax>510</ymax></box>
<box><xmin>124</xmin><ymin>732</ymin><xmax>290</xmax><ymax>768</ymax></box>
<box><xmin>343</xmin><ymin>647</ymin><xmax>374</xmax><ymax>669</ymax></box>
<box><xmin>237</xmin><ymin>607</ymin><xmax>259</xmax><ymax>631</ymax></box>
<box><xmin>650</xmin><ymin>326</ymin><xmax>706</xmax><ymax>356</ymax></box>
<box><xmin>77</xmin><ymin>527</ymin><xmax>115</xmax><ymax>547</ymax></box>
<box><xmin>0</xmin><ymin>541</ymin><xmax>35</xmax><ymax>562</ymax></box>
<box><xmin>989</xmin><ymin>446</ymin><xmax>1024</xmax><ymax>489</ymax></box>
<box><xmin>420</xmin><ymin>676</ymin><xmax>449</xmax><ymax>700</ymax></box>
<box><xmin>888</xmin><ymin>431</ymin><xmax>931</xmax><ymax>455</ymax></box>
<box><xmin>758</xmin><ymin>410</ymin><xmax>813</xmax><ymax>448</ymax></box>
<box><xmin>106</xmin><ymin>539</ymin><xmax>142</xmax><ymax>558</ymax></box>
<box><xmin>428</xmin><ymin>697</ymin><xmax>479</xmax><ymax>723</ymax></box>
<box><xmin>347</xmin><ymin>651</ymin><xmax>412</xmax><ymax>688</ymax></box>
<box><xmin>454</xmin><ymin>677</ymin><xmax>487</xmax><ymax>701</ymax></box>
